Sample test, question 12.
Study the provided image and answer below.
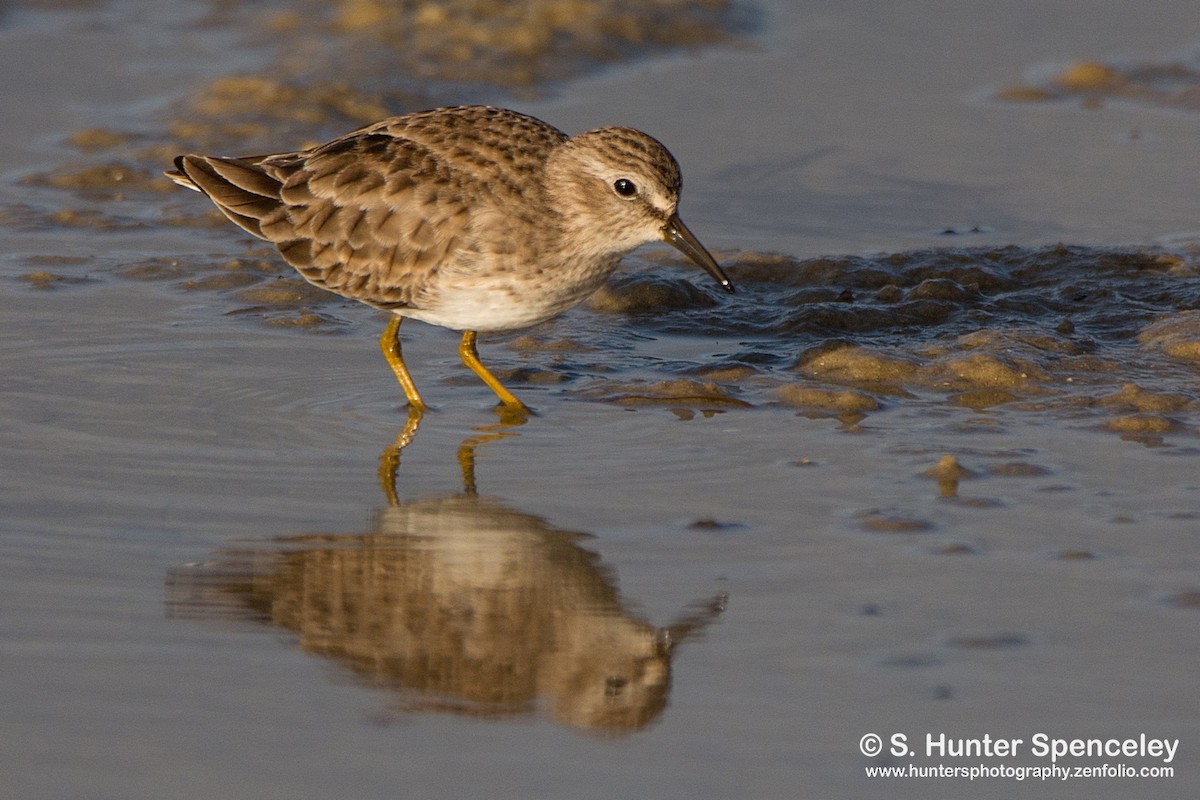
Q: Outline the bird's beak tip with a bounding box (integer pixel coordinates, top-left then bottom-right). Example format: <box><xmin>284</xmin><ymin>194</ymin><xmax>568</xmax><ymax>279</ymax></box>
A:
<box><xmin>662</xmin><ymin>215</ymin><xmax>735</xmax><ymax>294</ymax></box>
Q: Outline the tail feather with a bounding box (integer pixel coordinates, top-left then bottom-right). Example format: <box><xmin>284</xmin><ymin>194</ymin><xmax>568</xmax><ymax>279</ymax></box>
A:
<box><xmin>167</xmin><ymin>155</ymin><xmax>285</xmax><ymax>240</ymax></box>
<box><xmin>165</xmin><ymin>159</ymin><xmax>199</xmax><ymax>192</ymax></box>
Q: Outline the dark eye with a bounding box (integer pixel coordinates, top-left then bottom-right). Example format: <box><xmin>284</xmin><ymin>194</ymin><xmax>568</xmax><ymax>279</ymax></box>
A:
<box><xmin>613</xmin><ymin>178</ymin><xmax>637</xmax><ymax>197</ymax></box>
<box><xmin>605</xmin><ymin>676</ymin><xmax>628</xmax><ymax>696</ymax></box>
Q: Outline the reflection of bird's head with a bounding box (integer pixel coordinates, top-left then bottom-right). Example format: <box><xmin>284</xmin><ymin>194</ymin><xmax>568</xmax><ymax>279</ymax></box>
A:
<box><xmin>540</xmin><ymin>621</ymin><xmax>673</xmax><ymax>735</ymax></box>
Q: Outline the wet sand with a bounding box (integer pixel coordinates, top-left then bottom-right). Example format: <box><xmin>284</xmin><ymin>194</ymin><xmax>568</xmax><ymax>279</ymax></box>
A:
<box><xmin>3</xmin><ymin>1</ymin><xmax>1199</xmax><ymax>798</ymax></box>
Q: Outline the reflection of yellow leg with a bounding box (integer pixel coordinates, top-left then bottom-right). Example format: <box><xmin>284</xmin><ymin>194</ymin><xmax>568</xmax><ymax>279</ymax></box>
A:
<box><xmin>377</xmin><ymin>409</ymin><xmax>422</xmax><ymax>506</ymax></box>
<box><xmin>456</xmin><ymin>415</ymin><xmax>527</xmax><ymax>495</ymax></box>
<box><xmin>379</xmin><ymin>316</ymin><xmax>427</xmax><ymax>413</ymax></box>
<box><xmin>456</xmin><ymin>438</ymin><xmax>480</xmax><ymax>496</ymax></box>
<box><xmin>458</xmin><ymin>330</ymin><xmax>530</xmax><ymax>415</ymax></box>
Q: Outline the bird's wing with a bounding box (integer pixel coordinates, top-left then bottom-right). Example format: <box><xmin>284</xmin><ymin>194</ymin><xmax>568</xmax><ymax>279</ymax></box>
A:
<box><xmin>172</xmin><ymin>131</ymin><xmax>475</xmax><ymax>310</ymax></box>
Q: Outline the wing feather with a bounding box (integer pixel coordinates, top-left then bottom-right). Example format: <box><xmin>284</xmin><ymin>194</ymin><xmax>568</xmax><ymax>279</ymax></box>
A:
<box><xmin>170</xmin><ymin>107</ymin><xmax>573</xmax><ymax>313</ymax></box>
<box><xmin>171</xmin><ymin>131</ymin><xmax>477</xmax><ymax>310</ymax></box>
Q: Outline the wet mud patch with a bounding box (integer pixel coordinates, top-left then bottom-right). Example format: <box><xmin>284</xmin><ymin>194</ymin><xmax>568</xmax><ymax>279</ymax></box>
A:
<box><xmin>997</xmin><ymin>55</ymin><xmax>1200</xmax><ymax>113</ymax></box>
<box><xmin>312</xmin><ymin>0</ymin><xmax>741</xmax><ymax>90</ymax></box>
<box><xmin>585</xmin><ymin>379</ymin><xmax>752</xmax><ymax>410</ymax></box>
<box><xmin>856</xmin><ymin>510</ymin><xmax>935</xmax><ymax>534</ymax></box>
<box><xmin>574</xmin><ymin>245</ymin><xmax>1200</xmax><ymax>436</ymax></box>
<box><xmin>7</xmin><ymin>0</ymin><xmax>748</xmax><ymax>213</ymax></box>
<box><xmin>16</xmin><ymin>270</ymin><xmax>94</xmax><ymax>290</ymax></box>
<box><xmin>19</xmin><ymin>162</ymin><xmax>174</xmax><ymax>200</ymax></box>
<box><xmin>13</xmin><ymin>249</ymin><xmax>354</xmax><ymax>332</ymax></box>
<box><xmin>0</xmin><ymin>201</ymin><xmax>150</xmax><ymax>232</ymax></box>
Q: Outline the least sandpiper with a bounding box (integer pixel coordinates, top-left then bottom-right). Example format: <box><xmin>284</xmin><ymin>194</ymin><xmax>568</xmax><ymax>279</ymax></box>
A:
<box><xmin>167</xmin><ymin>105</ymin><xmax>733</xmax><ymax>415</ymax></box>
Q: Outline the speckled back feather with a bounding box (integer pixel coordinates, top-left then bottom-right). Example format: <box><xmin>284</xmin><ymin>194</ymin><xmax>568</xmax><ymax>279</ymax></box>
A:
<box><xmin>170</xmin><ymin>106</ymin><xmax>570</xmax><ymax>311</ymax></box>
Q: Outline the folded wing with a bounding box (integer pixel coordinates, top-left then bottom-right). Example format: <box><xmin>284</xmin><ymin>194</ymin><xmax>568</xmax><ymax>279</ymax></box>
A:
<box><xmin>170</xmin><ymin>132</ymin><xmax>474</xmax><ymax>310</ymax></box>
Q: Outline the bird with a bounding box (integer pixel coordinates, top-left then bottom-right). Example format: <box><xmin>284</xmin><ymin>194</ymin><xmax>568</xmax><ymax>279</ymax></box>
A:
<box><xmin>167</xmin><ymin>104</ymin><xmax>733</xmax><ymax>416</ymax></box>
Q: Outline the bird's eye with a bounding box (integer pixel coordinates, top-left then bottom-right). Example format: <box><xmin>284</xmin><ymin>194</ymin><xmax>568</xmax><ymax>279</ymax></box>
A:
<box><xmin>613</xmin><ymin>178</ymin><xmax>638</xmax><ymax>197</ymax></box>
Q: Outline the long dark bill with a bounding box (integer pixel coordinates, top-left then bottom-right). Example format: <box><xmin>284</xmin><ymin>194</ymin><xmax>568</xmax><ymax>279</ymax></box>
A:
<box><xmin>663</xmin><ymin>213</ymin><xmax>735</xmax><ymax>294</ymax></box>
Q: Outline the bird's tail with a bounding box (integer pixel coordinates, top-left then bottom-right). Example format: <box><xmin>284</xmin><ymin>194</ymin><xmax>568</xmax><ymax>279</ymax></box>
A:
<box><xmin>166</xmin><ymin>155</ymin><xmax>284</xmax><ymax>240</ymax></box>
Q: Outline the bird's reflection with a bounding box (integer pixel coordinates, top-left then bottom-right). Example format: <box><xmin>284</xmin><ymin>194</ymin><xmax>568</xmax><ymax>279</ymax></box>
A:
<box><xmin>167</xmin><ymin>411</ymin><xmax>725</xmax><ymax>734</ymax></box>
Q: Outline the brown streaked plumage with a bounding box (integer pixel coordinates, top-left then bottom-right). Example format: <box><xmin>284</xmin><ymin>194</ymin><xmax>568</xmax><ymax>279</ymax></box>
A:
<box><xmin>167</xmin><ymin>105</ymin><xmax>732</xmax><ymax>416</ymax></box>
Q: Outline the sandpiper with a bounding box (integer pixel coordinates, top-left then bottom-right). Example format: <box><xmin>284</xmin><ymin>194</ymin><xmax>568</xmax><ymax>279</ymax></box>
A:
<box><xmin>168</xmin><ymin>105</ymin><xmax>733</xmax><ymax>415</ymax></box>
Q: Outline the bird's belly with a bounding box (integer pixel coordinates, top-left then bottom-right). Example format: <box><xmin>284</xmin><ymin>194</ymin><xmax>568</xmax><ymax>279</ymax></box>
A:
<box><xmin>399</xmin><ymin>269</ymin><xmax>610</xmax><ymax>332</ymax></box>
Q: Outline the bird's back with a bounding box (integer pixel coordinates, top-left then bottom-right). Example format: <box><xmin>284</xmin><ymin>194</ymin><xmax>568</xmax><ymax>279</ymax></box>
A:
<box><xmin>168</xmin><ymin>106</ymin><xmax>568</xmax><ymax>311</ymax></box>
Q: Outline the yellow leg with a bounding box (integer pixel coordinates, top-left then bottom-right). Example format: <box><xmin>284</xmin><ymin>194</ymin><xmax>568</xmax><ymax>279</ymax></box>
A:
<box><xmin>379</xmin><ymin>316</ymin><xmax>427</xmax><ymax>414</ymax></box>
<box><xmin>458</xmin><ymin>330</ymin><xmax>531</xmax><ymax>416</ymax></box>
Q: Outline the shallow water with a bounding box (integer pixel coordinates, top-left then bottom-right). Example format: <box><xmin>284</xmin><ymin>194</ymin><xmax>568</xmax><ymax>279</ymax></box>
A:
<box><xmin>3</xmin><ymin>1</ymin><xmax>1200</xmax><ymax>798</ymax></box>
